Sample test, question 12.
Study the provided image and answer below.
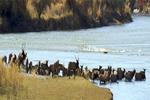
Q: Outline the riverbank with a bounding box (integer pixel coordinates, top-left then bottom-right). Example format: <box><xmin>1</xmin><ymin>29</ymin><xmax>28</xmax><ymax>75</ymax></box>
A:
<box><xmin>132</xmin><ymin>13</ymin><xmax>150</xmax><ymax>16</ymax></box>
<box><xmin>0</xmin><ymin>75</ymin><xmax>113</xmax><ymax>100</ymax></box>
<box><xmin>0</xmin><ymin>0</ymin><xmax>132</xmax><ymax>33</ymax></box>
<box><xmin>25</xmin><ymin>77</ymin><xmax>113</xmax><ymax>100</ymax></box>
<box><xmin>0</xmin><ymin>58</ymin><xmax>113</xmax><ymax>100</ymax></box>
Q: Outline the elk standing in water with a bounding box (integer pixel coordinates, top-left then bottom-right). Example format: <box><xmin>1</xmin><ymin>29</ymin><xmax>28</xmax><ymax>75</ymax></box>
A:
<box><xmin>91</xmin><ymin>67</ymin><xmax>101</xmax><ymax>83</ymax></box>
<box><xmin>124</xmin><ymin>69</ymin><xmax>136</xmax><ymax>82</ymax></box>
<box><xmin>135</xmin><ymin>69</ymin><xmax>146</xmax><ymax>81</ymax></box>
<box><xmin>117</xmin><ymin>68</ymin><xmax>126</xmax><ymax>80</ymax></box>
<box><xmin>99</xmin><ymin>66</ymin><xmax>112</xmax><ymax>84</ymax></box>
<box><xmin>110</xmin><ymin>69</ymin><xmax>118</xmax><ymax>83</ymax></box>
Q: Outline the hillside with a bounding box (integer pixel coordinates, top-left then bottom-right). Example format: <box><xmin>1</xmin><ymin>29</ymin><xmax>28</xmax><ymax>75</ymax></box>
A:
<box><xmin>21</xmin><ymin>77</ymin><xmax>113</xmax><ymax>100</ymax></box>
<box><xmin>0</xmin><ymin>0</ymin><xmax>132</xmax><ymax>33</ymax></box>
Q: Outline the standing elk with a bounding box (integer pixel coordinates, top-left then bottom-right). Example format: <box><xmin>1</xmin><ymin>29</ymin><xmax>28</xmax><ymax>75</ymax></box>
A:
<box><xmin>135</xmin><ymin>69</ymin><xmax>146</xmax><ymax>81</ymax></box>
<box><xmin>124</xmin><ymin>69</ymin><xmax>136</xmax><ymax>82</ymax></box>
<box><xmin>99</xmin><ymin>66</ymin><xmax>112</xmax><ymax>84</ymax></box>
<box><xmin>68</xmin><ymin>57</ymin><xmax>79</xmax><ymax>79</ymax></box>
<box><xmin>117</xmin><ymin>68</ymin><xmax>126</xmax><ymax>80</ymax></box>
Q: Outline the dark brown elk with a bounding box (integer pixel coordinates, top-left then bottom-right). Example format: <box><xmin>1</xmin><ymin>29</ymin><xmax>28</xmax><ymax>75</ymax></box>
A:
<box><xmin>8</xmin><ymin>53</ymin><xmax>13</xmax><ymax>64</ymax></box>
<box><xmin>28</xmin><ymin>61</ymin><xmax>32</xmax><ymax>74</ymax></box>
<box><xmin>8</xmin><ymin>54</ymin><xmax>16</xmax><ymax>66</ymax></box>
<box><xmin>39</xmin><ymin>60</ymin><xmax>49</xmax><ymax>75</ymax></box>
<box><xmin>12</xmin><ymin>54</ymin><xmax>17</xmax><ymax>64</ymax></box>
<box><xmin>76</xmin><ymin>65</ymin><xmax>84</xmax><ymax>76</ymax></box>
<box><xmin>62</xmin><ymin>68</ymin><xmax>68</xmax><ymax>77</ymax></box>
<box><xmin>68</xmin><ymin>58</ymin><xmax>79</xmax><ymax>79</ymax></box>
<box><xmin>99</xmin><ymin>66</ymin><xmax>112</xmax><ymax>84</ymax></box>
<box><xmin>18</xmin><ymin>49</ymin><xmax>27</xmax><ymax>68</ymax></box>
<box><xmin>35</xmin><ymin>61</ymin><xmax>41</xmax><ymax>74</ymax></box>
<box><xmin>135</xmin><ymin>69</ymin><xmax>146</xmax><ymax>81</ymax></box>
<box><xmin>124</xmin><ymin>69</ymin><xmax>136</xmax><ymax>82</ymax></box>
<box><xmin>49</xmin><ymin>60</ymin><xmax>66</xmax><ymax>77</ymax></box>
<box><xmin>41</xmin><ymin>60</ymin><xmax>48</xmax><ymax>70</ymax></box>
<box><xmin>36</xmin><ymin>60</ymin><xmax>49</xmax><ymax>75</ymax></box>
<box><xmin>25</xmin><ymin>58</ymin><xmax>29</xmax><ymax>73</ymax></box>
<box><xmin>83</xmin><ymin>67</ymin><xmax>92</xmax><ymax>79</ymax></box>
<box><xmin>117</xmin><ymin>68</ymin><xmax>126</xmax><ymax>80</ymax></box>
<box><xmin>91</xmin><ymin>67</ymin><xmax>101</xmax><ymax>82</ymax></box>
<box><xmin>99</xmin><ymin>66</ymin><xmax>104</xmax><ymax>74</ymax></box>
<box><xmin>110</xmin><ymin>69</ymin><xmax>118</xmax><ymax>83</ymax></box>
<box><xmin>2</xmin><ymin>56</ymin><xmax>7</xmax><ymax>65</ymax></box>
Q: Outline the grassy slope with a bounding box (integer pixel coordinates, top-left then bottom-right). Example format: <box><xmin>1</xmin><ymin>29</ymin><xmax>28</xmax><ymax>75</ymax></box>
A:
<box><xmin>0</xmin><ymin>0</ymin><xmax>132</xmax><ymax>33</ymax></box>
<box><xmin>21</xmin><ymin>77</ymin><xmax>112</xmax><ymax>100</ymax></box>
<box><xmin>0</xmin><ymin>58</ymin><xmax>112</xmax><ymax>100</ymax></box>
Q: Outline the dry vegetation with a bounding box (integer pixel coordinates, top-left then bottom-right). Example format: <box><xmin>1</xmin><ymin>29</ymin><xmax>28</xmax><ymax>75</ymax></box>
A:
<box><xmin>0</xmin><ymin>0</ymin><xmax>133</xmax><ymax>32</ymax></box>
<box><xmin>26</xmin><ymin>0</ymin><xmax>72</xmax><ymax>20</ymax></box>
<box><xmin>0</xmin><ymin>60</ymin><xmax>24</xmax><ymax>100</ymax></box>
<box><xmin>22</xmin><ymin>77</ymin><xmax>112</xmax><ymax>100</ymax></box>
<box><xmin>0</xmin><ymin>59</ymin><xmax>112</xmax><ymax>100</ymax></box>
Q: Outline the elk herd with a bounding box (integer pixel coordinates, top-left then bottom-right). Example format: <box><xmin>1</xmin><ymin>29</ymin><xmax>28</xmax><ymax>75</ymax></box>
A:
<box><xmin>1</xmin><ymin>50</ymin><xmax>146</xmax><ymax>85</ymax></box>
<box><xmin>90</xmin><ymin>66</ymin><xmax>146</xmax><ymax>84</ymax></box>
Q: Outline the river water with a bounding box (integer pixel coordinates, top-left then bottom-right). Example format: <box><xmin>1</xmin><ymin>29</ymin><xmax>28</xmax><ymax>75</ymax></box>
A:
<box><xmin>0</xmin><ymin>16</ymin><xmax>150</xmax><ymax>100</ymax></box>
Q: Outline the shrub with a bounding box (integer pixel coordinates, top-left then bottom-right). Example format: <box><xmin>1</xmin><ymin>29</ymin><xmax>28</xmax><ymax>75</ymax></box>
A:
<box><xmin>0</xmin><ymin>59</ymin><xmax>24</xmax><ymax>98</ymax></box>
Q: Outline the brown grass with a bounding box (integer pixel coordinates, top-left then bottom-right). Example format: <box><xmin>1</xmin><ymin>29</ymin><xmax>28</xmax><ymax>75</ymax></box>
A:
<box><xmin>26</xmin><ymin>0</ymin><xmax>72</xmax><ymax>20</ymax></box>
<box><xmin>21</xmin><ymin>77</ymin><xmax>112</xmax><ymax>100</ymax></box>
<box><xmin>0</xmin><ymin>60</ymin><xmax>24</xmax><ymax>100</ymax></box>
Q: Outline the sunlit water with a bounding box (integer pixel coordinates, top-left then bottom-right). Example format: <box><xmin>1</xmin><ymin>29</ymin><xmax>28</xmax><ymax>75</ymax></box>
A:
<box><xmin>0</xmin><ymin>16</ymin><xmax>150</xmax><ymax>100</ymax></box>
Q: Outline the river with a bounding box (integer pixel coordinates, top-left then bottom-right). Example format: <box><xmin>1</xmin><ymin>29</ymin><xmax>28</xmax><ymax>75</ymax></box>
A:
<box><xmin>0</xmin><ymin>16</ymin><xmax>150</xmax><ymax>100</ymax></box>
